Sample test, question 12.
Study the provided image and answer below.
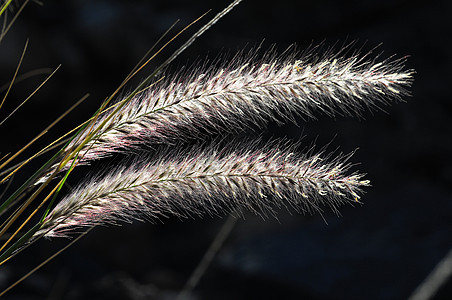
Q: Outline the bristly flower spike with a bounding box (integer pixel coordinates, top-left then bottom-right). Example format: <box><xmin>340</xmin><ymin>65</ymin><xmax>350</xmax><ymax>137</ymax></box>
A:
<box><xmin>60</xmin><ymin>47</ymin><xmax>413</xmax><ymax>168</ymax></box>
<box><xmin>37</xmin><ymin>141</ymin><xmax>370</xmax><ymax>238</ymax></box>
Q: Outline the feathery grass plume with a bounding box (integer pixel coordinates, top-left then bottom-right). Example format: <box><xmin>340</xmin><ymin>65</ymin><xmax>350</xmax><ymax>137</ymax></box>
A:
<box><xmin>58</xmin><ymin>46</ymin><xmax>413</xmax><ymax>170</ymax></box>
<box><xmin>0</xmin><ymin>0</ymin><xmax>416</xmax><ymax>296</ymax></box>
<box><xmin>37</xmin><ymin>141</ymin><xmax>369</xmax><ymax>238</ymax></box>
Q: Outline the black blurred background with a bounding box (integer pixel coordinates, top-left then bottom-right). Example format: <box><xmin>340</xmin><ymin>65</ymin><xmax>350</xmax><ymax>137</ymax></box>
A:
<box><xmin>0</xmin><ymin>0</ymin><xmax>451</xmax><ymax>299</ymax></box>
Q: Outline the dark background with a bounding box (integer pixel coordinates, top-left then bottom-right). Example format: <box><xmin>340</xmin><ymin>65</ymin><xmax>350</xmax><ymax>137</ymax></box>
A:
<box><xmin>0</xmin><ymin>0</ymin><xmax>451</xmax><ymax>299</ymax></box>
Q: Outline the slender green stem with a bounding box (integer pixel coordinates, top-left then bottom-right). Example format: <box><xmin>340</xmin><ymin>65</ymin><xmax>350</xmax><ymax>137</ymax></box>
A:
<box><xmin>41</xmin><ymin>152</ymin><xmax>79</xmax><ymax>222</ymax></box>
<box><xmin>0</xmin><ymin>149</ymin><xmax>62</xmax><ymax>215</ymax></box>
<box><xmin>0</xmin><ymin>0</ymin><xmax>13</xmax><ymax>17</ymax></box>
<box><xmin>0</xmin><ymin>222</ymin><xmax>41</xmax><ymax>264</ymax></box>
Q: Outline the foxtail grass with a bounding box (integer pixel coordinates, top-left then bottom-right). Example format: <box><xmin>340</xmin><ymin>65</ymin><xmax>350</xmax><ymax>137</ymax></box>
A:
<box><xmin>39</xmin><ymin>46</ymin><xmax>413</xmax><ymax>181</ymax></box>
<box><xmin>37</xmin><ymin>142</ymin><xmax>369</xmax><ymax>238</ymax></box>
<box><xmin>0</xmin><ymin>0</ymin><xmax>414</xmax><ymax>296</ymax></box>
